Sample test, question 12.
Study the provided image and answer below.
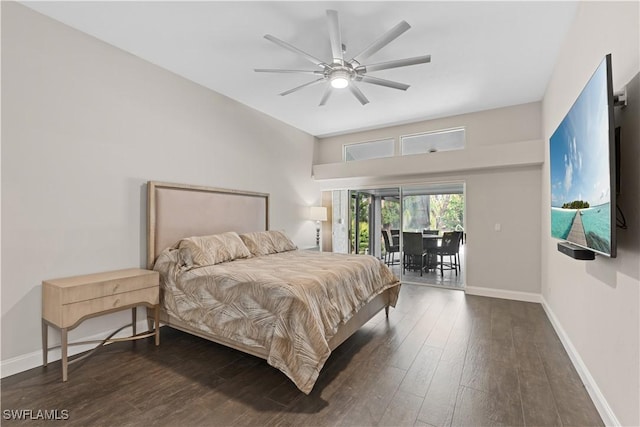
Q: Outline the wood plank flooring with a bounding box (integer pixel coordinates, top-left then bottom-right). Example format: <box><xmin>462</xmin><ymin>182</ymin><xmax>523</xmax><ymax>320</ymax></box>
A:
<box><xmin>1</xmin><ymin>285</ymin><xmax>603</xmax><ymax>426</ymax></box>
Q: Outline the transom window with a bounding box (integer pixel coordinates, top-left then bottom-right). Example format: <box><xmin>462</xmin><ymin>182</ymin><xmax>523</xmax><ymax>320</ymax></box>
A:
<box><xmin>344</xmin><ymin>138</ymin><xmax>395</xmax><ymax>162</ymax></box>
<box><xmin>401</xmin><ymin>128</ymin><xmax>465</xmax><ymax>156</ymax></box>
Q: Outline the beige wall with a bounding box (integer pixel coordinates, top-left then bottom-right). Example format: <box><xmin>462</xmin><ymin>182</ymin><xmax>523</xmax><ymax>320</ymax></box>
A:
<box><xmin>316</xmin><ymin>102</ymin><xmax>542</xmax><ymax>164</ymax></box>
<box><xmin>541</xmin><ymin>2</ymin><xmax>639</xmax><ymax>426</ymax></box>
<box><xmin>1</xmin><ymin>3</ymin><xmax>319</xmax><ymax>364</ymax></box>
<box><xmin>314</xmin><ymin>103</ymin><xmax>543</xmax><ymax>296</ymax></box>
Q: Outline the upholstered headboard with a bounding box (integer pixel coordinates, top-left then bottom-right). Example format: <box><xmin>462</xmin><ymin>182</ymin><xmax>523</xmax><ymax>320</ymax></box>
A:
<box><xmin>146</xmin><ymin>181</ymin><xmax>269</xmax><ymax>268</ymax></box>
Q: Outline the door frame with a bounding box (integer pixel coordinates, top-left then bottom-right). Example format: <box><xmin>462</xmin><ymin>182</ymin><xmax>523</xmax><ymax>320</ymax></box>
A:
<box><xmin>334</xmin><ymin>180</ymin><xmax>467</xmax><ymax>290</ymax></box>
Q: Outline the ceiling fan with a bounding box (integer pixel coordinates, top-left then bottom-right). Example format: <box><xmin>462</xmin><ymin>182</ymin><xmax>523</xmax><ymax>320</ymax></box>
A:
<box><xmin>255</xmin><ymin>10</ymin><xmax>431</xmax><ymax>106</ymax></box>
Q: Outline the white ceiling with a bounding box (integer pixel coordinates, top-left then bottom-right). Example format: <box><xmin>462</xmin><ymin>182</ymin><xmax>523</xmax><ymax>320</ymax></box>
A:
<box><xmin>23</xmin><ymin>1</ymin><xmax>578</xmax><ymax>137</ymax></box>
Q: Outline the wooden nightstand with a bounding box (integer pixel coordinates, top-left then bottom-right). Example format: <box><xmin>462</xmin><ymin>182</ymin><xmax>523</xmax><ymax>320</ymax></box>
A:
<box><xmin>42</xmin><ymin>268</ymin><xmax>160</xmax><ymax>381</ymax></box>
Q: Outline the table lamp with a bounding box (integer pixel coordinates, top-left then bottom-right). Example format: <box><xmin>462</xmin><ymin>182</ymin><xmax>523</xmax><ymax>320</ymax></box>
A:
<box><xmin>309</xmin><ymin>206</ymin><xmax>328</xmax><ymax>247</ymax></box>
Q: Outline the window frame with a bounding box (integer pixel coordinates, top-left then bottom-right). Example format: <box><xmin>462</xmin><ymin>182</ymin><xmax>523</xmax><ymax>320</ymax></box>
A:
<box><xmin>400</xmin><ymin>127</ymin><xmax>466</xmax><ymax>156</ymax></box>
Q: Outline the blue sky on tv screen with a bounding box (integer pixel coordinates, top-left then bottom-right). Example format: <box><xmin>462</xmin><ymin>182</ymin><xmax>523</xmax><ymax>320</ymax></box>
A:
<box><xmin>550</xmin><ymin>58</ymin><xmax>611</xmax><ymax>208</ymax></box>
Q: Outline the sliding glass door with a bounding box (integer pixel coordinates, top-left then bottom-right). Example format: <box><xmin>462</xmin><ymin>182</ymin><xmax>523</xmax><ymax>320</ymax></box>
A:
<box><xmin>347</xmin><ymin>188</ymin><xmax>401</xmax><ymax>257</ymax></box>
<box><xmin>401</xmin><ymin>183</ymin><xmax>465</xmax><ymax>288</ymax></box>
<box><xmin>336</xmin><ymin>182</ymin><xmax>466</xmax><ymax>289</ymax></box>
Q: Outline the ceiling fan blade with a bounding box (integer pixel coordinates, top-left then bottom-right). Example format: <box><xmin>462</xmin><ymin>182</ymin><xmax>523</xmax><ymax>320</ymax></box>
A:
<box><xmin>255</xmin><ymin>69</ymin><xmax>324</xmax><ymax>75</ymax></box>
<box><xmin>264</xmin><ymin>34</ymin><xmax>327</xmax><ymax>68</ymax></box>
<box><xmin>327</xmin><ymin>10</ymin><xmax>344</xmax><ymax>64</ymax></box>
<box><xmin>349</xmin><ymin>84</ymin><xmax>370</xmax><ymax>105</ymax></box>
<box><xmin>351</xmin><ymin>21</ymin><xmax>411</xmax><ymax>65</ymax></box>
<box><xmin>319</xmin><ymin>85</ymin><xmax>333</xmax><ymax>106</ymax></box>
<box><xmin>357</xmin><ymin>55</ymin><xmax>431</xmax><ymax>73</ymax></box>
<box><xmin>279</xmin><ymin>78</ymin><xmax>326</xmax><ymax>96</ymax></box>
<box><xmin>358</xmin><ymin>75</ymin><xmax>410</xmax><ymax>91</ymax></box>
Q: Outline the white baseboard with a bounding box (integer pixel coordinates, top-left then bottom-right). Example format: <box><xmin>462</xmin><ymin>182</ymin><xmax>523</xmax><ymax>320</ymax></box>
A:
<box><xmin>0</xmin><ymin>320</ymin><xmax>152</xmax><ymax>379</ymax></box>
<box><xmin>541</xmin><ymin>297</ymin><xmax>619</xmax><ymax>427</ymax></box>
<box><xmin>464</xmin><ymin>286</ymin><xmax>542</xmax><ymax>303</ymax></box>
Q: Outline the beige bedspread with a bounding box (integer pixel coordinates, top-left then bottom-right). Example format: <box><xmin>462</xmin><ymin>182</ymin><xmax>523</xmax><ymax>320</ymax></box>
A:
<box><xmin>153</xmin><ymin>249</ymin><xmax>400</xmax><ymax>393</ymax></box>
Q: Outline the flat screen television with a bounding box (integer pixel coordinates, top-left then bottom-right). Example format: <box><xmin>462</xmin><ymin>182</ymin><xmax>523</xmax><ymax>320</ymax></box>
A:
<box><xmin>550</xmin><ymin>54</ymin><xmax>616</xmax><ymax>257</ymax></box>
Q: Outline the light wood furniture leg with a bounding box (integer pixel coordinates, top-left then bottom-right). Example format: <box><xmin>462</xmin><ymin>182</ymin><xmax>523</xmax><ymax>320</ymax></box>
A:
<box><xmin>61</xmin><ymin>328</ymin><xmax>68</xmax><ymax>382</ymax></box>
<box><xmin>42</xmin><ymin>319</ymin><xmax>48</xmax><ymax>367</ymax></box>
<box><xmin>132</xmin><ymin>307</ymin><xmax>137</xmax><ymax>336</ymax></box>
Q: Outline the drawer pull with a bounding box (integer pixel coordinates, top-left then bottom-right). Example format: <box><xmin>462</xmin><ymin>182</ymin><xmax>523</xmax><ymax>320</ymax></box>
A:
<box><xmin>112</xmin><ymin>284</ymin><xmax>120</xmax><ymax>293</ymax></box>
<box><xmin>113</xmin><ymin>299</ymin><xmax>120</xmax><ymax>307</ymax></box>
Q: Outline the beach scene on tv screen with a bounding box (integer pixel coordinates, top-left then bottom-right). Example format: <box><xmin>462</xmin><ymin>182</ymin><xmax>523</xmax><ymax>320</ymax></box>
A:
<box><xmin>550</xmin><ymin>58</ymin><xmax>611</xmax><ymax>255</ymax></box>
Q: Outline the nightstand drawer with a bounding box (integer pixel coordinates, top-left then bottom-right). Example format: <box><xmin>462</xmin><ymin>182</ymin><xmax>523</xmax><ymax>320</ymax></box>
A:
<box><xmin>44</xmin><ymin>268</ymin><xmax>158</xmax><ymax>304</ymax></box>
<box><xmin>61</xmin><ymin>286</ymin><xmax>159</xmax><ymax>328</ymax></box>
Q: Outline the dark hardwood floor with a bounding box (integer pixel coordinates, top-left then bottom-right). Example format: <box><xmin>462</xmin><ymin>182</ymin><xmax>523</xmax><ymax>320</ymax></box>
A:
<box><xmin>2</xmin><ymin>285</ymin><xmax>603</xmax><ymax>426</ymax></box>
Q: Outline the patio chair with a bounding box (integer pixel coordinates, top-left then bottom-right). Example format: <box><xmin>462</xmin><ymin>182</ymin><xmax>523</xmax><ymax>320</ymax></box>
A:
<box><xmin>381</xmin><ymin>229</ymin><xmax>400</xmax><ymax>266</ymax></box>
<box><xmin>403</xmin><ymin>232</ymin><xmax>427</xmax><ymax>276</ymax></box>
<box><xmin>428</xmin><ymin>231</ymin><xmax>462</xmax><ymax>276</ymax></box>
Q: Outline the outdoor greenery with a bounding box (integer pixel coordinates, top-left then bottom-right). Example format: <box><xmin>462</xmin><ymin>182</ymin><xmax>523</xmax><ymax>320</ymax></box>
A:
<box><xmin>357</xmin><ymin>223</ymin><xmax>369</xmax><ymax>254</ymax></box>
<box><xmin>381</xmin><ymin>200</ymin><xmax>401</xmax><ymax>229</ymax></box>
<box><xmin>403</xmin><ymin>194</ymin><xmax>464</xmax><ymax>232</ymax></box>
<box><xmin>351</xmin><ymin>193</ymin><xmax>464</xmax><ymax>255</ymax></box>
<box><xmin>429</xmin><ymin>194</ymin><xmax>464</xmax><ymax>231</ymax></box>
<box><xmin>350</xmin><ymin>195</ymin><xmax>371</xmax><ymax>254</ymax></box>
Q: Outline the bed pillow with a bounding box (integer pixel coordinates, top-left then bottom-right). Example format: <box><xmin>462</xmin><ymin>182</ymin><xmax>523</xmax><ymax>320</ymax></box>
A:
<box><xmin>269</xmin><ymin>230</ymin><xmax>298</xmax><ymax>253</ymax></box>
<box><xmin>178</xmin><ymin>231</ymin><xmax>251</xmax><ymax>267</ymax></box>
<box><xmin>240</xmin><ymin>230</ymin><xmax>297</xmax><ymax>256</ymax></box>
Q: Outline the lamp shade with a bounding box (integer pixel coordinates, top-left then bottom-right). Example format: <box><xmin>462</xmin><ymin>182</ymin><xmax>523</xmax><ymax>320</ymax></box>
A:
<box><xmin>309</xmin><ymin>206</ymin><xmax>328</xmax><ymax>221</ymax></box>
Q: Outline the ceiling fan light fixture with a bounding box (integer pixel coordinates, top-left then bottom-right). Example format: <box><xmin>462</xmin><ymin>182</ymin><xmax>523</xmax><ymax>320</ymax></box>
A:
<box><xmin>258</xmin><ymin>10</ymin><xmax>431</xmax><ymax>105</ymax></box>
<box><xmin>330</xmin><ymin>70</ymin><xmax>350</xmax><ymax>89</ymax></box>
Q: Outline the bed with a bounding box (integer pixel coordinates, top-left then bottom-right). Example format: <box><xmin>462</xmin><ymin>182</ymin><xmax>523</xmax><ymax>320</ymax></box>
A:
<box><xmin>146</xmin><ymin>181</ymin><xmax>401</xmax><ymax>394</ymax></box>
